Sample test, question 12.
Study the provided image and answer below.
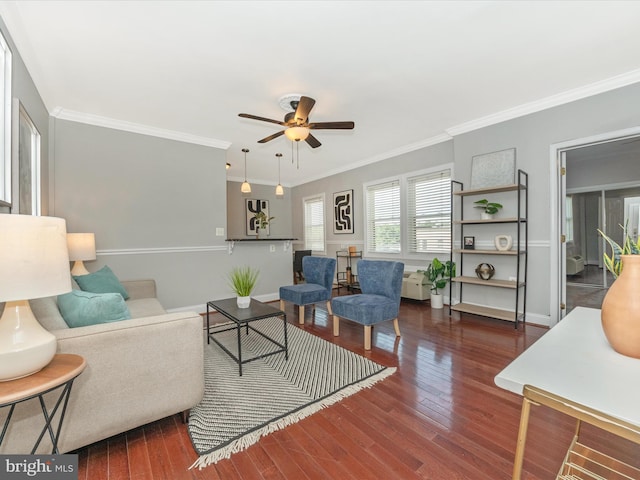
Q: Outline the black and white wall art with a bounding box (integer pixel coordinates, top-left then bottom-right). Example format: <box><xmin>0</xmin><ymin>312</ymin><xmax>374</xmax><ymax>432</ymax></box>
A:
<box><xmin>333</xmin><ymin>189</ymin><xmax>353</xmax><ymax>234</ymax></box>
<box><xmin>246</xmin><ymin>199</ymin><xmax>269</xmax><ymax>236</ymax></box>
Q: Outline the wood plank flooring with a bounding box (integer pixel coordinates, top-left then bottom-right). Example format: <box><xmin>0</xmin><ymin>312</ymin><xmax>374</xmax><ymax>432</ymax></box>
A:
<box><xmin>74</xmin><ymin>296</ymin><xmax>640</xmax><ymax>479</ymax></box>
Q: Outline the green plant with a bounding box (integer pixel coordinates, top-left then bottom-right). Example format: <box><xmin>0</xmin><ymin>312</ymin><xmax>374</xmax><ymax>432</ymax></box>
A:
<box><xmin>597</xmin><ymin>223</ymin><xmax>640</xmax><ymax>278</ymax></box>
<box><xmin>426</xmin><ymin>258</ymin><xmax>456</xmax><ymax>295</ymax></box>
<box><xmin>254</xmin><ymin>211</ymin><xmax>274</xmax><ymax>229</ymax></box>
<box><xmin>474</xmin><ymin>199</ymin><xmax>503</xmax><ymax>215</ymax></box>
<box><xmin>228</xmin><ymin>266</ymin><xmax>259</xmax><ymax>296</ymax></box>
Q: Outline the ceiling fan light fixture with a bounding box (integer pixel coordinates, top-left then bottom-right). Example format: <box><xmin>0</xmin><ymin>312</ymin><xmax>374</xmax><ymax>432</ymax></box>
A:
<box><xmin>284</xmin><ymin>126</ymin><xmax>310</xmax><ymax>142</ymax></box>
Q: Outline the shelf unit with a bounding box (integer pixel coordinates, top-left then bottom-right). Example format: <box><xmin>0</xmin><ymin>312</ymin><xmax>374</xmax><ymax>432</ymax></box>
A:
<box><xmin>449</xmin><ymin>170</ymin><xmax>528</xmax><ymax>327</ymax></box>
<box><xmin>336</xmin><ymin>250</ymin><xmax>362</xmax><ymax>292</ymax></box>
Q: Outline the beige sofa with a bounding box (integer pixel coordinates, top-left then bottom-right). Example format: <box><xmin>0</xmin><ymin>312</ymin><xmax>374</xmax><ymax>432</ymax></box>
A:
<box><xmin>0</xmin><ymin>279</ymin><xmax>204</xmax><ymax>454</ymax></box>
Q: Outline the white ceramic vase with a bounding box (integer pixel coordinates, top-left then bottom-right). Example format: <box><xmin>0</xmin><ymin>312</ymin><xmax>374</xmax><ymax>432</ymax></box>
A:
<box><xmin>236</xmin><ymin>296</ymin><xmax>251</xmax><ymax>308</ymax></box>
<box><xmin>481</xmin><ymin>212</ymin><xmax>494</xmax><ymax>220</ymax></box>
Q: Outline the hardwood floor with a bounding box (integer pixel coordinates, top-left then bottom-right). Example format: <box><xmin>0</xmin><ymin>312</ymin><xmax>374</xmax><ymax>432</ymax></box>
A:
<box><xmin>74</xmin><ymin>296</ymin><xmax>640</xmax><ymax>479</ymax></box>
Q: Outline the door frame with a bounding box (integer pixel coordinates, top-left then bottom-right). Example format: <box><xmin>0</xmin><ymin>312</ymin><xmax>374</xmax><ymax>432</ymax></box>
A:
<box><xmin>549</xmin><ymin>125</ymin><xmax>640</xmax><ymax>325</ymax></box>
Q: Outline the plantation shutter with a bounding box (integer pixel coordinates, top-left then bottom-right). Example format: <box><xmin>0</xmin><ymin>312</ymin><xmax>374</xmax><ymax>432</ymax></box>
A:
<box><xmin>304</xmin><ymin>195</ymin><xmax>325</xmax><ymax>252</ymax></box>
<box><xmin>366</xmin><ymin>180</ymin><xmax>400</xmax><ymax>253</ymax></box>
<box><xmin>407</xmin><ymin>169</ymin><xmax>451</xmax><ymax>253</ymax></box>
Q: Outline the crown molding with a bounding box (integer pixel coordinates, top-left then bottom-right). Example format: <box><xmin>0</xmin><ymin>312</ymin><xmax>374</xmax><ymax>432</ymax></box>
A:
<box><xmin>51</xmin><ymin>108</ymin><xmax>231</xmax><ymax>149</ymax></box>
<box><xmin>293</xmin><ymin>133</ymin><xmax>453</xmax><ymax>186</ymax></box>
<box><xmin>446</xmin><ymin>68</ymin><xmax>640</xmax><ymax>137</ymax></box>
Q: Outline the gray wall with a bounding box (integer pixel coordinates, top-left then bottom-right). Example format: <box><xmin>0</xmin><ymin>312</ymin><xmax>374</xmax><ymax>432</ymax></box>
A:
<box><xmin>292</xmin><ymin>82</ymin><xmax>640</xmax><ymax>325</ymax></box>
<box><xmin>0</xmin><ymin>18</ymin><xmax>49</xmax><ymax>215</ymax></box>
<box><xmin>291</xmin><ymin>140</ymin><xmax>455</xmax><ymax>266</ymax></box>
<box><xmin>51</xmin><ymin>119</ymin><xmax>292</xmax><ymax>311</ymax></box>
<box><xmin>226</xmin><ymin>181</ymin><xmax>293</xmax><ymax>239</ymax></box>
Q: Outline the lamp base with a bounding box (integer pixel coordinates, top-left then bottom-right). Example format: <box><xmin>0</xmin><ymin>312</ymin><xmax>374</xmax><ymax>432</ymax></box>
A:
<box><xmin>0</xmin><ymin>300</ymin><xmax>57</xmax><ymax>382</ymax></box>
<box><xmin>70</xmin><ymin>260</ymin><xmax>89</xmax><ymax>276</ymax></box>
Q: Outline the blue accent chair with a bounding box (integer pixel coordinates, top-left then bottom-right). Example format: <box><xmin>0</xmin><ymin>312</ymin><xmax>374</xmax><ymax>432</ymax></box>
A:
<box><xmin>279</xmin><ymin>256</ymin><xmax>336</xmax><ymax>325</ymax></box>
<box><xmin>331</xmin><ymin>260</ymin><xmax>404</xmax><ymax>350</ymax></box>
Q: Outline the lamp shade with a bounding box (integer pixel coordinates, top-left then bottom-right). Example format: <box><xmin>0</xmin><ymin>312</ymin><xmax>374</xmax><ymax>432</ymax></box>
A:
<box><xmin>284</xmin><ymin>126</ymin><xmax>310</xmax><ymax>141</ymax></box>
<box><xmin>0</xmin><ymin>215</ymin><xmax>71</xmax><ymax>302</ymax></box>
<box><xmin>0</xmin><ymin>214</ymin><xmax>72</xmax><ymax>381</ymax></box>
<box><xmin>67</xmin><ymin>233</ymin><xmax>96</xmax><ymax>261</ymax></box>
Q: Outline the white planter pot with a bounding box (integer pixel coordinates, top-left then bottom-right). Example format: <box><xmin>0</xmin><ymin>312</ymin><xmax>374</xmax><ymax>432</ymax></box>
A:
<box><xmin>430</xmin><ymin>293</ymin><xmax>444</xmax><ymax>309</ymax></box>
<box><xmin>481</xmin><ymin>212</ymin><xmax>494</xmax><ymax>220</ymax></box>
<box><xmin>236</xmin><ymin>296</ymin><xmax>251</xmax><ymax>308</ymax></box>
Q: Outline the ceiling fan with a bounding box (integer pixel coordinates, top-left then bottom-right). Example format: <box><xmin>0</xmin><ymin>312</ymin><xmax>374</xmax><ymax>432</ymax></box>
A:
<box><xmin>238</xmin><ymin>95</ymin><xmax>354</xmax><ymax>148</ymax></box>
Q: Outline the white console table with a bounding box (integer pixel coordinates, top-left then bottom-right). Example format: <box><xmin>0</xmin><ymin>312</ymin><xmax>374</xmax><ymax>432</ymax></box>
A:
<box><xmin>495</xmin><ymin>307</ymin><xmax>640</xmax><ymax>479</ymax></box>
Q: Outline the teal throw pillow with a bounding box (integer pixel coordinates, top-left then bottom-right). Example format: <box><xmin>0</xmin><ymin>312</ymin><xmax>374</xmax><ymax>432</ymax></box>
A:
<box><xmin>73</xmin><ymin>265</ymin><xmax>129</xmax><ymax>300</ymax></box>
<box><xmin>57</xmin><ymin>290</ymin><xmax>131</xmax><ymax>328</ymax></box>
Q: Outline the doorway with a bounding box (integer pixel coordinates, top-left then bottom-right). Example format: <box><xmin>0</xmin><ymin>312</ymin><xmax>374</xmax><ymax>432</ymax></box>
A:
<box><xmin>551</xmin><ymin>127</ymin><xmax>640</xmax><ymax>323</ymax></box>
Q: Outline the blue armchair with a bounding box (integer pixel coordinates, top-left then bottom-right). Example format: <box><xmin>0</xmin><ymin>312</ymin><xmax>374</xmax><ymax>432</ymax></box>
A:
<box><xmin>279</xmin><ymin>256</ymin><xmax>336</xmax><ymax>325</ymax></box>
<box><xmin>331</xmin><ymin>260</ymin><xmax>404</xmax><ymax>350</ymax></box>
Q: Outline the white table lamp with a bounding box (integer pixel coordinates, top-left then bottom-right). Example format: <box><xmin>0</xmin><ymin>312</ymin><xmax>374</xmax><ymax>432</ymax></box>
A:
<box><xmin>67</xmin><ymin>232</ymin><xmax>96</xmax><ymax>276</ymax></box>
<box><xmin>0</xmin><ymin>214</ymin><xmax>72</xmax><ymax>381</ymax></box>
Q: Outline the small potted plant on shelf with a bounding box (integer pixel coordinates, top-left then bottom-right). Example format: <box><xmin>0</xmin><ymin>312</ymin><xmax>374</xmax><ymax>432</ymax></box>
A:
<box><xmin>426</xmin><ymin>258</ymin><xmax>455</xmax><ymax>309</ymax></box>
<box><xmin>253</xmin><ymin>211</ymin><xmax>275</xmax><ymax>238</ymax></box>
<box><xmin>228</xmin><ymin>266</ymin><xmax>259</xmax><ymax>308</ymax></box>
<box><xmin>474</xmin><ymin>199</ymin><xmax>503</xmax><ymax>220</ymax></box>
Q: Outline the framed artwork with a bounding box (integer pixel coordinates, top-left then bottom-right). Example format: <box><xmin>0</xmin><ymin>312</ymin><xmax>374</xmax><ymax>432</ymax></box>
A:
<box><xmin>333</xmin><ymin>189</ymin><xmax>353</xmax><ymax>234</ymax></box>
<box><xmin>16</xmin><ymin>102</ymin><xmax>41</xmax><ymax>215</ymax></box>
<box><xmin>246</xmin><ymin>199</ymin><xmax>269</xmax><ymax>236</ymax></box>
<box><xmin>470</xmin><ymin>148</ymin><xmax>516</xmax><ymax>189</ymax></box>
<box><xmin>463</xmin><ymin>236</ymin><xmax>475</xmax><ymax>250</ymax></box>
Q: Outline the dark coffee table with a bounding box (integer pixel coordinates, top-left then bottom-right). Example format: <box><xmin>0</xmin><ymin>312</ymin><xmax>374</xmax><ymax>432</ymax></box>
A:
<box><xmin>206</xmin><ymin>297</ymin><xmax>288</xmax><ymax>376</ymax></box>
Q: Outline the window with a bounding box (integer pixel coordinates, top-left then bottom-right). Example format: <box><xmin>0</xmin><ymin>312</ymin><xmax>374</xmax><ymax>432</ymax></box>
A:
<box><xmin>303</xmin><ymin>194</ymin><xmax>325</xmax><ymax>253</ymax></box>
<box><xmin>0</xmin><ymin>31</ymin><xmax>11</xmax><ymax>206</ymax></box>
<box><xmin>407</xmin><ymin>170</ymin><xmax>451</xmax><ymax>253</ymax></box>
<box><xmin>365</xmin><ymin>165</ymin><xmax>452</xmax><ymax>256</ymax></box>
<box><xmin>565</xmin><ymin>196</ymin><xmax>574</xmax><ymax>243</ymax></box>
<box><xmin>365</xmin><ymin>180</ymin><xmax>400</xmax><ymax>253</ymax></box>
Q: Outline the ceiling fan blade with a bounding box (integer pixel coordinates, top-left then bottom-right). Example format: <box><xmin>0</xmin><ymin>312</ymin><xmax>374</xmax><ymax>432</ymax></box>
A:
<box><xmin>239</xmin><ymin>113</ymin><xmax>287</xmax><ymax>126</ymax></box>
<box><xmin>257</xmin><ymin>130</ymin><xmax>285</xmax><ymax>143</ymax></box>
<box><xmin>305</xmin><ymin>133</ymin><xmax>322</xmax><ymax>148</ymax></box>
<box><xmin>308</xmin><ymin>121</ymin><xmax>355</xmax><ymax>130</ymax></box>
<box><xmin>294</xmin><ymin>96</ymin><xmax>316</xmax><ymax>124</ymax></box>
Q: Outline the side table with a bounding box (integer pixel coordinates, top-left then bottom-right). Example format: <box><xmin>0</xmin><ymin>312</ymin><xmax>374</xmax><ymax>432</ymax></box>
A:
<box><xmin>0</xmin><ymin>353</ymin><xmax>86</xmax><ymax>454</ymax></box>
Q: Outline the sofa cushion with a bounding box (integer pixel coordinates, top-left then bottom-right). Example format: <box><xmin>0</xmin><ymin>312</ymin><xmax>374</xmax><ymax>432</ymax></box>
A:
<box><xmin>74</xmin><ymin>265</ymin><xmax>130</xmax><ymax>300</ymax></box>
<box><xmin>57</xmin><ymin>290</ymin><xmax>131</xmax><ymax>328</ymax></box>
<box><xmin>30</xmin><ymin>296</ymin><xmax>69</xmax><ymax>330</ymax></box>
<box><xmin>126</xmin><ymin>298</ymin><xmax>166</xmax><ymax>318</ymax></box>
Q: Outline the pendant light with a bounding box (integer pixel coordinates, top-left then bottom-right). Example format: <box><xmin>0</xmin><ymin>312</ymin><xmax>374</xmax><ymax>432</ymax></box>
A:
<box><xmin>240</xmin><ymin>148</ymin><xmax>251</xmax><ymax>193</ymax></box>
<box><xmin>275</xmin><ymin>153</ymin><xmax>284</xmax><ymax>198</ymax></box>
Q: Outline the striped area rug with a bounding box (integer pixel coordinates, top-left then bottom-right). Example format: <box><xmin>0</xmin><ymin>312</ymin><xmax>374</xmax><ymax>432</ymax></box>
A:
<box><xmin>188</xmin><ymin>316</ymin><xmax>395</xmax><ymax>469</ymax></box>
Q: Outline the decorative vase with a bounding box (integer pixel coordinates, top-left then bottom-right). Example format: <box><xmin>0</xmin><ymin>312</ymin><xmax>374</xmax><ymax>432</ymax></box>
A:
<box><xmin>494</xmin><ymin>235</ymin><xmax>513</xmax><ymax>251</ymax></box>
<box><xmin>601</xmin><ymin>255</ymin><xmax>640</xmax><ymax>358</ymax></box>
<box><xmin>481</xmin><ymin>212</ymin><xmax>494</xmax><ymax>220</ymax></box>
<box><xmin>237</xmin><ymin>296</ymin><xmax>251</xmax><ymax>309</ymax></box>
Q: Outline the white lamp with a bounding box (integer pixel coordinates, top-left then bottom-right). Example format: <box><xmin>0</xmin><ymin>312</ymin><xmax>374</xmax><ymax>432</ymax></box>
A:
<box><xmin>240</xmin><ymin>148</ymin><xmax>251</xmax><ymax>194</ymax></box>
<box><xmin>0</xmin><ymin>214</ymin><xmax>72</xmax><ymax>381</ymax></box>
<box><xmin>275</xmin><ymin>153</ymin><xmax>284</xmax><ymax>198</ymax></box>
<box><xmin>284</xmin><ymin>126</ymin><xmax>310</xmax><ymax>141</ymax></box>
<box><xmin>67</xmin><ymin>232</ymin><xmax>96</xmax><ymax>276</ymax></box>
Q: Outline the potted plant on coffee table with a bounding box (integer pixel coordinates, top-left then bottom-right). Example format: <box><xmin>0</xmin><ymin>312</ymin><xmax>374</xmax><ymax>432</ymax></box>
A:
<box><xmin>426</xmin><ymin>258</ymin><xmax>455</xmax><ymax>309</ymax></box>
<box><xmin>228</xmin><ymin>266</ymin><xmax>259</xmax><ymax>308</ymax></box>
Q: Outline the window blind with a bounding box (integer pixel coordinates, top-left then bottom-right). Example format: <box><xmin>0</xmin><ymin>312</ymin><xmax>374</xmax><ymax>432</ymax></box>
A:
<box><xmin>366</xmin><ymin>180</ymin><xmax>400</xmax><ymax>253</ymax></box>
<box><xmin>304</xmin><ymin>195</ymin><xmax>325</xmax><ymax>252</ymax></box>
<box><xmin>407</xmin><ymin>169</ymin><xmax>451</xmax><ymax>253</ymax></box>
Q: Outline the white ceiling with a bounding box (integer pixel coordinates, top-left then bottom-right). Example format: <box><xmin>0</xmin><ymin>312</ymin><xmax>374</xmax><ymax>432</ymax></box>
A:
<box><xmin>2</xmin><ymin>0</ymin><xmax>640</xmax><ymax>187</ymax></box>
